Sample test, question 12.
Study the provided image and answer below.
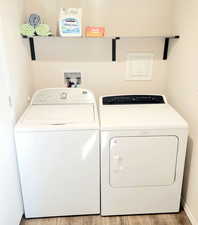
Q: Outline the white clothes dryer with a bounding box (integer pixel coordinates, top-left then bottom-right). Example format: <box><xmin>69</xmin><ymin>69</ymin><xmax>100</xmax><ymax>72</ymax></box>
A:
<box><xmin>99</xmin><ymin>95</ymin><xmax>188</xmax><ymax>216</ymax></box>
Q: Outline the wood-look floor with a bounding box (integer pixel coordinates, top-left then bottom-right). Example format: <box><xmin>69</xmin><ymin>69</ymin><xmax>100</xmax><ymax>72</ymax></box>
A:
<box><xmin>21</xmin><ymin>210</ymin><xmax>191</xmax><ymax>225</ymax></box>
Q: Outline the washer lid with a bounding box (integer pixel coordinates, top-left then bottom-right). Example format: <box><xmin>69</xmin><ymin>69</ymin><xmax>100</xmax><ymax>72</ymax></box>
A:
<box><xmin>16</xmin><ymin>104</ymin><xmax>98</xmax><ymax>131</ymax></box>
<box><xmin>100</xmin><ymin>104</ymin><xmax>188</xmax><ymax>130</ymax></box>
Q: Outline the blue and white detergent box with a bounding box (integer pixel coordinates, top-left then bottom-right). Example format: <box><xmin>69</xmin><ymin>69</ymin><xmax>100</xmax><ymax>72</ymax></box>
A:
<box><xmin>59</xmin><ymin>8</ymin><xmax>82</xmax><ymax>37</ymax></box>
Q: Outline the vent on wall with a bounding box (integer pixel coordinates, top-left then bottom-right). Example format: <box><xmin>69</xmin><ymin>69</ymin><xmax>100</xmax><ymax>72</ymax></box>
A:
<box><xmin>126</xmin><ymin>53</ymin><xmax>154</xmax><ymax>81</ymax></box>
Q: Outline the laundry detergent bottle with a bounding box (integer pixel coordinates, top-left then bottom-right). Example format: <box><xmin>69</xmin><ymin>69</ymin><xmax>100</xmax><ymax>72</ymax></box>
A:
<box><xmin>59</xmin><ymin>8</ymin><xmax>82</xmax><ymax>37</ymax></box>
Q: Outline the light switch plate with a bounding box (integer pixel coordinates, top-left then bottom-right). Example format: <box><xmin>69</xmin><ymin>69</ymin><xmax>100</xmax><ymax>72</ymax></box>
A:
<box><xmin>126</xmin><ymin>53</ymin><xmax>154</xmax><ymax>81</ymax></box>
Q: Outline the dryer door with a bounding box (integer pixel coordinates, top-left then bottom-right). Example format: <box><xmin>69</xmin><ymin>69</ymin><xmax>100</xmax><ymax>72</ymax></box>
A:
<box><xmin>110</xmin><ymin>136</ymin><xmax>178</xmax><ymax>187</ymax></box>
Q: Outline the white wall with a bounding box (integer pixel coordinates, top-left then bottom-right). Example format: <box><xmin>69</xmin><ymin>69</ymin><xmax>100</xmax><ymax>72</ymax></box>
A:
<box><xmin>167</xmin><ymin>0</ymin><xmax>198</xmax><ymax>224</ymax></box>
<box><xmin>32</xmin><ymin>60</ymin><xmax>167</xmax><ymax>100</ymax></box>
<box><xmin>31</xmin><ymin>38</ymin><xmax>168</xmax><ymax>98</ymax></box>
<box><xmin>25</xmin><ymin>0</ymin><xmax>173</xmax><ymax>37</ymax></box>
<box><xmin>29</xmin><ymin>35</ymin><xmax>169</xmax><ymax>98</ymax></box>
<box><xmin>0</xmin><ymin>0</ymin><xmax>33</xmax><ymax>224</ymax></box>
<box><xmin>1</xmin><ymin>0</ymin><xmax>33</xmax><ymax>121</ymax></box>
<box><xmin>0</xmin><ymin>49</ymin><xmax>23</xmax><ymax>224</ymax></box>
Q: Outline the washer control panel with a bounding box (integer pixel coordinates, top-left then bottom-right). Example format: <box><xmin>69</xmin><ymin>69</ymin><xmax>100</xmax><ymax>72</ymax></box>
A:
<box><xmin>31</xmin><ymin>88</ymin><xmax>95</xmax><ymax>105</ymax></box>
<box><xmin>103</xmin><ymin>95</ymin><xmax>165</xmax><ymax>105</ymax></box>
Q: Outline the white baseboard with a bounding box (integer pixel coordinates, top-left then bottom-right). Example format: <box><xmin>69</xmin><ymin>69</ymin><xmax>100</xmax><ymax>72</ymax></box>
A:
<box><xmin>182</xmin><ymin>199</ymin><xmax>198</xmax><ymax>225</ymax></box>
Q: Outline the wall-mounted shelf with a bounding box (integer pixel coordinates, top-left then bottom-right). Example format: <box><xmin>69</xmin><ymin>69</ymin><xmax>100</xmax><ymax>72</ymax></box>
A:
<box><xmin>23</xmin><ymin>35</ymin><xmax>180</xmax><ymax>62</ymax></box>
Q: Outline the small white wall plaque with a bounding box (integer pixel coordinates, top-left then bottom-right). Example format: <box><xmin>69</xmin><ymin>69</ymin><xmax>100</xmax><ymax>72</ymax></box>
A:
<box><xmin>126</xmin><ymin>53</ymin><xmax>154</xmax><ymax>81</ymax></box>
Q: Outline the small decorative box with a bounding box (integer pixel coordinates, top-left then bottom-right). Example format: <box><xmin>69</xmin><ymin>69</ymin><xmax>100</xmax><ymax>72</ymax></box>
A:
<box><xmin>85</xmin><ymin>26</ymin><xmax>105</xmax><ymax>37</ymax></box>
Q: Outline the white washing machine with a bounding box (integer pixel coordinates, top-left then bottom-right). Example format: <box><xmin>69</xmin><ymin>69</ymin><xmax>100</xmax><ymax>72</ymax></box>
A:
<box><xmin>15</xmin><ymin>88</ymin><xmax>100</xmax><ymax>218</ymax></box>
<box><xmin>100</xmin><ymin>95</ymin><xmax>188</xmax><ymax>216</ymax></box>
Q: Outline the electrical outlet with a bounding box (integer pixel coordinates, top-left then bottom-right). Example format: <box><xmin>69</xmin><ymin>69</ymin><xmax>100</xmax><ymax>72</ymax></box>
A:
<box><xmin>64</xmin><ymin>72</ymin><xmax>81</xmax><ymax>88</ymax></box>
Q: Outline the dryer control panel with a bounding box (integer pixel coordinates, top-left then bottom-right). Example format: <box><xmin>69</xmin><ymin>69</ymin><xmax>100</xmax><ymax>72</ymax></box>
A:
<box><xmin>103</xmin><ymin>95</ymin><xmax>165</xmax><ymax>105</ymax></box>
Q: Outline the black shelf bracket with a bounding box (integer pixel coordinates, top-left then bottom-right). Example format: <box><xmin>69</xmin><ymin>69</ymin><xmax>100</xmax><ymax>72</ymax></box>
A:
<box><xmin>29</xmin><ymin>37</ymin><xmax>36</xmax><ymax>61</ymax></box>
<box><xmin>163</xmin><ymin>35</ymin><xmax>180</xmax><ymax>60</ymax></box>
<box><xmin>112</xmin><ymin>37</ymin><xmax>120</xmax><ymax>62</ymax></box>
